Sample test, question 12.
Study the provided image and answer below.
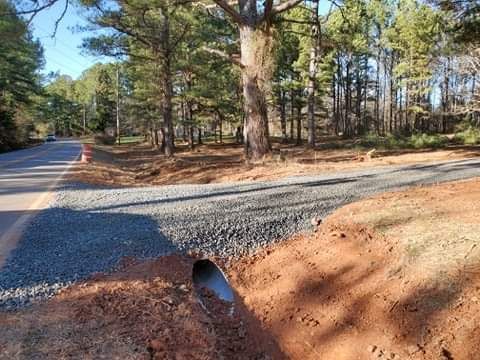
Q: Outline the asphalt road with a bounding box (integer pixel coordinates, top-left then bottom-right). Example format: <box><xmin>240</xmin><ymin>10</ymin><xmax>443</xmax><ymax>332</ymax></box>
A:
<box><xmin>0</xmin><ymin>139</ymin><xmax>81</xmax><ymax>267</ymax></box>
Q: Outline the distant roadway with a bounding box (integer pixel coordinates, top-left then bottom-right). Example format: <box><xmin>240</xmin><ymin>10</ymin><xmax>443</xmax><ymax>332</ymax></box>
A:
<box><xmin>0</xmin><ymin>139</ymin><xmax>81</xmax><ymax>266</ymax></box>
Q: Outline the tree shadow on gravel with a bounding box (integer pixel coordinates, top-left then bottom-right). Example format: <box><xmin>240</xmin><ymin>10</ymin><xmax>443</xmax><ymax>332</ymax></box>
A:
<box><xmin>73</xmin><ymin>158</ymin><xmax>480</xmax><ymax>215</ymax></box>
<box><xmin>387</xmin><ymin>158</ymin><xmax>480</xmax><ymax>175</ymax></box>
<box><xmin>0</xmin><ymin>207</ymin><xmax>177</xmax><ymax>309</ymax></box>
<box><xmin>87</xmin><ymin>175</ymin><xmax>373</xmax><ymax>212</ymax></box>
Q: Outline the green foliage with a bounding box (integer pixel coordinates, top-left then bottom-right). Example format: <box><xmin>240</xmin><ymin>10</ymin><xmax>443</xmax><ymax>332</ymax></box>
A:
<box><xmin>36</xmin><ymin>63</ymin><xmax>123</xmax><ymax>137</ymax></box>
<box><xmin>0</xmin><ymin>0</ymin><xmax>43</xmax><ymax>151</ymax></box>
<box><xmin>95</xmin><ymin>66</ymin><xmax>116</xmax><ymax>132</ymax></box>
<box><xmin>409</xmin><ymin>133</ymin><xmax>448</xmax><ymax>149</ymax></box>
<box><xmin>454</xmin><ymin>126</ymin><xmax>480</xmax><ymax>145</ymax></box>
<box><xmin>433</xmin><ymin>0</ymin><xmax>480</xmax><ymax>45</ymax></box>
<box><xmin>360</xmin><ymin>132</ymin><xmax>448</xmax><ymax>149</ymax></box>
<box><xmin>13</xmin><ymin>0</ymin><xmax>474</xmax><ymax>152</ymax></box>
<box><xmin>39</xmin><ymin>74</ymin><xmax>81</xmax><ymax>136</ymax></box>
<box><xmin>386</xmin><ymin>0</ymin><xmax>441</xmax><ymax>83</ymax></box>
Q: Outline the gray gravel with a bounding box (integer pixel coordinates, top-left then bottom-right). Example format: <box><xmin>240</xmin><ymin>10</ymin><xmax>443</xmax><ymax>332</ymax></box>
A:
<box><xmin>1</xmin><ymin>157</ymin><xmax>480</xmax><ymax>309</ymax></box>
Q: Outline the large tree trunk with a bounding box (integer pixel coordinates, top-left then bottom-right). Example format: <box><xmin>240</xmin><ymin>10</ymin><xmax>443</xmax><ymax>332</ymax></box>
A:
<box><xmin>405</xmin><ymin>80</ymin><xmax>410</xmax><ymax>133</ymax></box>
<box><xmin>345</xmin><ymin>59</ymin><xmax>351</xmax><ymax>136</ymax></box>
<box><xmin>442</xmin><ymin>57</ymin><xmax>450</xmax><ymax>133</ymax></box>
<box><xmin>213</xmin><ymin>120</ymin><xmax>217</xmax><ymax>143</ymax></box>
<box><xmin>363</xmin><ymin>57</ymin><xmax>368</xmax><ymax>132</ymax></box>
<box><xmin>188</xmin><ymin>126</ymin><xmax>194</xmax><ymax>150</ymax></box>
<box><xmin>375</xmin><ymin>54</ymin><xmax>381</xmax><ymax>134</ymax></box>
<box><xmin>306</xmin><ymin>0</ymin><xmax>319</xmax><ymax>148</ymax></box>
<box><xmin>187</xmin><ymin>100</ymin><xmax>194</xmax><ymax>150</ymax></box>
<box><xmin>159</xmin><ymin>10</ymin><xmax>174</xmax><ymax>157</ymax></box>
<box><xmin>239</xmin><ymin>25</ymin><xmax>272</xmax><ymax>160</ymax></box>
<box><xmin>219</xmin><ymin>113</ymin><xmax>223</xmax><ymax>144</ymax></box>
<box><xmin>162</xmin><ymin>67</ymin><xmax>174</xmax><ymax>157</ymax></box>
<box><xmin>382</xmin><ymin>56</ymin><xmax>387</xmax><ymax>135</ymax></box>
<box><xmin>181</xmin><ymin>99</ymin><xmax>187</xmax><ymax>142</ymax></box>
<box><xmin>213</xmin><ymin>0</ymin><xmax>303</xmax><ymax>158</ymax></box>
<box><xmin>296</xmin><ymin>105</ymin><xmax>302</xmax><ymax>145</ymax></box>
<box><xmin>159</xmin><ymin>128</ymin><xmax>166</xmax><ymax>153</ymax></box>
<box><xmin>332</xmin><ymin>75</ymin><xmax>336</xmax><ymax>135</ymax></box>
<box><xmin>279</xmin><ymin>90</ymin><xmax>287</xmax><ymax>142</ymax></box>
<box><xmin>290</xmin><ymin>89</ymin><xmax>295</xmax><ymax>140</ymax></box>
<box><xmin>335</xmin><ymin>59</ymin><xmax>341</xmax><ymax>135</ymax></box>
<box><xmin>389</xmin><ymin>54</ymin><xmax>394</xmax><ymax>133</ymax></box>
<box><xmin>197</xmin><ymin>127</ymin><xmax>202</xmax><ymax>144</ymax></box>
<box><xmin>355</xmin><ymin>66</ymin><xmax>362</xmax><ymax>134</ymax></box>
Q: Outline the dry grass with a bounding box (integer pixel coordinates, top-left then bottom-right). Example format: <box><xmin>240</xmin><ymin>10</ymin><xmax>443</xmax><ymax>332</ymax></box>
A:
<box><xmin>333</xmin><ymin>179</ymin><xmax>480</xmax><ymax>279</ymax></box>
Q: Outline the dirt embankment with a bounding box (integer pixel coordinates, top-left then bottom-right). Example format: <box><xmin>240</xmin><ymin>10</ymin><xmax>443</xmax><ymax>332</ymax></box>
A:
<box><xmin>1</xmin><ymin>179</ymin><xmax>480</xmax><ymax>359</ymax></box>
<box><xmin>70</xmin><ymin>141</ymin><xmax>480</xmax><ymax>186</ymax></box>
<box><xmin>230</xmin><ymin>178</ymin><xmax>480</xmax><ymax>360</ymax></box>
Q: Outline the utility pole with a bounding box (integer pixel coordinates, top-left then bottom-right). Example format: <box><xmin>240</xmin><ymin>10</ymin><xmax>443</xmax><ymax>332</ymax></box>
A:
<box><xmin>116</xmin><ymin>64</ymin><xmax>120</xmax><ymax>145</ymax></box>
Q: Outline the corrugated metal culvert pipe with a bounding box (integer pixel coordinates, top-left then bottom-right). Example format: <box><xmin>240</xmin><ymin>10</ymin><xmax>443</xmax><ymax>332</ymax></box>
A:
<box><xmin>192</xmin><ymin>259</ymin><xmax>234</xmax><ymax>313</ymax></box>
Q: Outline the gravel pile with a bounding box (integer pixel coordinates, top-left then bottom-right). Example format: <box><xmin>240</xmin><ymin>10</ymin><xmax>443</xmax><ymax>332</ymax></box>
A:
<box><xmin>1</xmin><ymin>158</ymin><xmax>480</xmax><ymax>310</ymax></box>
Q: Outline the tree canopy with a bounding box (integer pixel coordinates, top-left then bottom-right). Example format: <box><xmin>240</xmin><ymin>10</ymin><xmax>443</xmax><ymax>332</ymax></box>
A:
<box><xmin>2</xmin><ymin>0</ymin><xmax>479</xmax><ymax>153</ymax></box>
<box><xmin>0</xmin><ymin>0</ymin><xmax>43</xmax><ymax>151</ymax></box>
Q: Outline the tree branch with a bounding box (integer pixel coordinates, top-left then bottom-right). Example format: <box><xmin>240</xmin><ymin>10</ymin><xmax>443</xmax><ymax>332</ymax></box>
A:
<box><xmin>262</xmin><ymin>0</ymin><xmax>273</xmax><ymax>22</ymax></box>
<box><xmin>170</xmin><ymin>24</ymin><xmax>190</xmax><ymax>52</ymax></box>
<box><xmin>201</xmin><ymin>46</ymin><xmax>244</xmax><ymax>68</ymax></box>
<box><xmin>270</xmin><ymin>0</ymin><xmax>304</xmax><ymax>17</ymax></box>
<box><xmin>5</xmin><ymin>0</ymin><xmax>65</xmax><ymax>26</ymax></box>
<box><xmin>212</xmin><ymin>0</ymin><xmax>245</xmax><ymax>25</ymax></box>
<box><xmin>52</xmin><ymin>0</ymin><xmax>68</xmax><ymax>37</ymax></box>
<box><xmin>282</xmin><ymin>18</ymin><xmax>316</xmax><ymax>25</ymax></box>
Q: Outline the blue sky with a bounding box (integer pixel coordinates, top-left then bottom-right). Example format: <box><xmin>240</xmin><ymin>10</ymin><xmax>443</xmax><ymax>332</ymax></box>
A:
<box><xmin>30</xmin><ymin>1</ymin><xmax>334</xmax><ymax>80</ymax></box>
<box><xmin>30</xmin><ymin>2</ymin><xmax>105</xmax><ymax>80</ymax></box>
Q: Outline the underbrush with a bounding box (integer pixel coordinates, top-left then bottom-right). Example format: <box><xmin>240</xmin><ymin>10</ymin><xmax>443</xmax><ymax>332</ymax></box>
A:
<box><xmin>359</xmin><ymin>132</ymin><xmax>449</xmax><ymax>150</ymax></box>
<box><xmin>454</xmin><ymin>126</ymin><xmax>480</xmax><ymax>145</ymax></box>
<box><xmin>94</xmin><ymin>134</ymin><xmax>116</xmax><ymax>145</ymax></box>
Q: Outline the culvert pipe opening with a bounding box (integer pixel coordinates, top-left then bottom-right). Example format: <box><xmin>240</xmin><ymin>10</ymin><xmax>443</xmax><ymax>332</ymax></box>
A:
<box><xmin>192</xmin><ymin>259</ymin><xmax>234</xmax><ymax>307</ymax></box>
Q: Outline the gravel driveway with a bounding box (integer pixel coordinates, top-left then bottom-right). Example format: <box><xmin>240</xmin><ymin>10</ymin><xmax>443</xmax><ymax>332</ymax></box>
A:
<box><xmin>1</xmin><ymin>158</ymin><xmax>480</xmax><ymax>309</ymax></box>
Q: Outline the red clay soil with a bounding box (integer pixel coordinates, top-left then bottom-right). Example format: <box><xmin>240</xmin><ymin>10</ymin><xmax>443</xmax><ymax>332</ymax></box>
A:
<box><xmin>0</xmin><ymin>255</ymin><xmax>283</xmax><ymax>360</ymax></box>
<box><xmin>229</xmin><ymin>179</ymin><xmax>480</xmax><ymax>360</ymax></box>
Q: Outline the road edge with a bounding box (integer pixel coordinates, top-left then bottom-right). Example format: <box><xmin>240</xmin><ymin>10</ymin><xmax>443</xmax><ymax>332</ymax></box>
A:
<box><xmin>0</xmin><ymin>145</ymin><xmax>82</xmax><ymax>268</ymax></box>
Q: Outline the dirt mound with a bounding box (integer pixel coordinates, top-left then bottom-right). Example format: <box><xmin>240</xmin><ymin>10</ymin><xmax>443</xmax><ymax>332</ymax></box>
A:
<box><xmin>0</xmin><ymin>255</ymin><xmax>282</xmax><ymax>359</ymax></box>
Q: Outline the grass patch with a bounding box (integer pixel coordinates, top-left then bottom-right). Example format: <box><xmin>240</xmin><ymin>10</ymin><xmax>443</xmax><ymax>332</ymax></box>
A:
<box><xmin>359</xmin><ymin>132</ymin><xmax>448</xmax><ymax>150</ymax></box>
<box><xmin>119</xmin><ymin>135</ymin><xmax>145</xmax><ymax>144</ymax></box>
<box><xmin>80</xmin><ymin>135</ymin><xmax>145</xmax><ymax>145</ymax></box>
